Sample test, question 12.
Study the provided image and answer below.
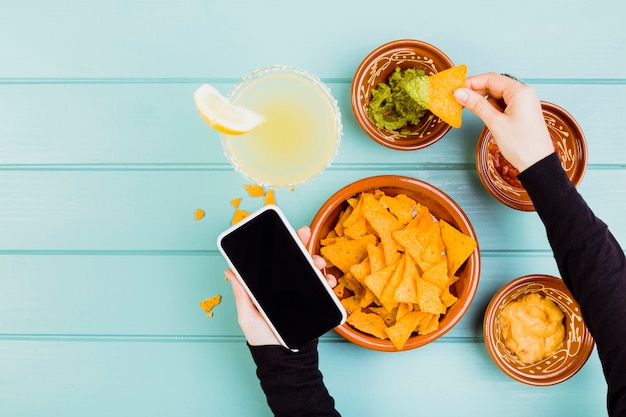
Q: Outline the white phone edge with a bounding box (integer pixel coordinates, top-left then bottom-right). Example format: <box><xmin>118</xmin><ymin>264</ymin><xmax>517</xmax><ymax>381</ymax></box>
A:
<box><xmin>216</xmin><ymin>204</ymin><xmax>347</xmax><ymax>352</ymax></box>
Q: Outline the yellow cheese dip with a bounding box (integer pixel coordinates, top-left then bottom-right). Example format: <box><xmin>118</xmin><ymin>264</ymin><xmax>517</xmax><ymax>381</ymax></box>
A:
<box><xmin>500</xmin><ymin>293</ymin><xmax>565</xmax><ymax>364</ymax></box>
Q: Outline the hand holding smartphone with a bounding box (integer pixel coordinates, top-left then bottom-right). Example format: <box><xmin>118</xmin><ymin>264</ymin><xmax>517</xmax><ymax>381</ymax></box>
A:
<box><xmin>217</xmin><ymin>205</ymin><xmax>346</xmax><ymax>351</ymax></box>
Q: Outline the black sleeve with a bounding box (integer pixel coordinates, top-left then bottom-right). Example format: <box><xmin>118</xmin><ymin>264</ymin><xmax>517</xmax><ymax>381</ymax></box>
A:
<box><xmin>248</xmin><ymin>340</ymin><xmax>341</xmax><ymax>417</ymax></box>
<box><xmin>518</xmin><ymin>152</ymin><xmax>626</xmax><ymax>417</ymax></box>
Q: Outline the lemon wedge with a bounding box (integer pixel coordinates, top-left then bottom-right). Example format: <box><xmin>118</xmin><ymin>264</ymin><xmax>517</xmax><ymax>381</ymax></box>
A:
<box><xmin>193</xmin><ymin>84</ymin><xmax>265</xmax><ymax>135</ymax></box>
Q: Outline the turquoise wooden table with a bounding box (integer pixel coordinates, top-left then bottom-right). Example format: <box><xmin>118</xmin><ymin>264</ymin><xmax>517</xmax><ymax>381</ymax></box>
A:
<box><xmin>1</xmin><ymin>1</ymin><xmax>625</xmax><ymax>416</ymax></box>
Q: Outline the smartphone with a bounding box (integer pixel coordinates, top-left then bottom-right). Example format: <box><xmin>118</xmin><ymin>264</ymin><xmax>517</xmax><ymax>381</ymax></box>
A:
<box><xmin>217</xmin><ymin>205</ymin><xmax>346</xmax><ymax>351</ymax></box>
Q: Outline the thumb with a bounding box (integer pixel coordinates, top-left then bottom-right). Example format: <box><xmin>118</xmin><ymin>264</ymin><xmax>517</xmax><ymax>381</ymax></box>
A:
<box><xmin>454</xmin><ymin>88</ymin><xmax>503</xmax><ymax>126</ymax></box>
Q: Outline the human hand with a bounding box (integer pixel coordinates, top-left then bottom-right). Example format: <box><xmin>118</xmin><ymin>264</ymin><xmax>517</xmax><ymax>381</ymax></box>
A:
<box><xmin>227</xmin><ymin>226</ymin><xmax>337</xmax><ymax>346</ymax></box>
<box><xmin>453</xmin><ymin>73</ymin><xmax>554</xmax><ymax>172</ymax></box>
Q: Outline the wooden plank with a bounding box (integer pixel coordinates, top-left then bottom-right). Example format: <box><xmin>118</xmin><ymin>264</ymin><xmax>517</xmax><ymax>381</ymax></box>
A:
<box><xmin>0</xmin><ymin>253</ymin><xmax>578</xmax><ymax>338</ymax></box>
<box><xmin>0</xmin><ymin>83</ymin><xmax>624</xmax><ymax>165</ymax></box>
<box><xmin>0</xmin><ymin>339</ymin><xmax>607</xmax><ymax>417</ymax></box>
<box><xmin>1</xmin><ymin>1</ymin><xmax>624</xmax><ymax>79</ymax></box>
<box><xmin>0</xmin><ymin>169</ymin><xmax>624</xmax><ymax>251</ymax></box>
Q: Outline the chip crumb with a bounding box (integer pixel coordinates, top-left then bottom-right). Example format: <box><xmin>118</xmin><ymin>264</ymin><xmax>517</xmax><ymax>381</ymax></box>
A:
<box><xmin>195</xmin><ymin>209</ymin><xmax>205</xmax><ymax>221</ymax></box>
<box><xmin>245</xmin><ymin>184</ymin><xmax>265</xmax><ymax>197</ymax></box>
<box><xmin>264</xmin><ymin>188</ymin><xmax>276</xmax><ymax>205</ymax></box>
<box><xmin>230</xmin><ymin>197</ymin><xmax>242</xmax><ymax>208</ymax></box>
<box><xmin>231</xmin><ymin>208</ymin><xmax>250</xmax><ymax>225</ymax></box>
<box><xmin>199</xmin><ymin>295</ymin><xmax>222</xmax><ymax>317</ymax></box>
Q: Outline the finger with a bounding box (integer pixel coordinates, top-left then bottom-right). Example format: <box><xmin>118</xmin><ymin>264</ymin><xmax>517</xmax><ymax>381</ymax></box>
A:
<box><xmin>454</xmin><ymin>88</ymin><xmax>504</xmax><ymax>126</ymax></box>
<box><xmin>325</xmin><ymin>273</ymin><xmax>338</xmax><ymax>288</ymax></box>
<box><xmin>296</xmin><ymin>226</ymin><xmax>311</xmax><ymax>245</ymax></box>
<box><xmin>465</xmin><ymin>72</ymin><xmax>521</xmax><ymax>99</ymax></box>
<box><xmin>312</xmin><ymin>254</ymin><xmax>327</xmax><ymax>270</ymax></box>
<box><xmin>226</xmin><ymin>269</ymin><xmax>258</xmax><ymax>315</ymax></box>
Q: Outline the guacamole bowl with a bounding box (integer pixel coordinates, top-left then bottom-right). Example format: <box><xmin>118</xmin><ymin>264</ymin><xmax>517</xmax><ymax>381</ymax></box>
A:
<box><xmin>306</xmin><ymin>175</ymin><xmax>481</xmax><ymax>351</ymax></box>
<box><xmin>483</xmin><ymin>274</ymin><xmax>594</xmax><ymax>386</ymax></box>
<box><xmin>351</xmin><ymin>39</ymin><xmax>455</xmax><ymax>151</ymax></box>
<box><xmin>476</xmin><ymin>101</ymin><xmax>588</xmax><ymax>211</ymax></box>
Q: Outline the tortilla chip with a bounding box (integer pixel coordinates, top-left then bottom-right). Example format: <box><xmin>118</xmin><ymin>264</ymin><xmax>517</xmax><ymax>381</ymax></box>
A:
<box><xmin>440</xmin><ymin>220</ymin><xmax>477</xmax><ymax>275</ymax></box>
<box><xmin>231</xmin><ymin>208</ymin><xmax>250</xmax><ymax>225</ymax></box>
<box><xmin>379</xmin><ymin>255</ymin><xmax>406</xmax><ymax>312</ymax></box>
<box><xmin>364</xmin><ymin>261</ymin><xmax>398</xmax><ymax>299</ymax></box>
<box><xmin>195</xmin><ymin>208</ymin><xmax>205</xmax><ymax>221</ymax></box>
<box><xmin>334</xmin><ymin>206</ymin><xmax>353</xmax><ymax>237</ymax></box>
<box><xmin>385</xmin><ymin>311</ymin><xmax>425</xmax><ymax>350</ymax></box>
<box><xmin>361</xmin><ymin>193</ymin><xmax>404</xmax><ymax>265</ymax></box>
<box><xmin>416</xmin><ymin>278</ymin><xmax>446</xmax><ymax>315</ymax></box>
<box><xmin>422</xmin><ymin>261</ymin><xmax>449</xmax><ymax>290</ymax></box>
<box><xmin>350</xmin><ymin>257</ymin><xmax>371</xmax><ymax>284</ymax></box>
<box><xmin>333</xmin><ymin>282</ymin><xmax>345</xmax><ymax>298</ymax></box>
<box><xmin>320</xmin><ymin>234</ymin><xmax>377</xmax><ymax>273</ymax></box>
<box><xmin>395</xmin><ymin>302</ymin><xmax>414</xmax><ymax>321</ymax></box>
<box><xmin>427</xmin><ymin>64</ymin><xmax>467</xmax><ymax>128</ymax></box>
<box><xmin>359</xmin><ymin>288</ymin><xmax>377</xmax><ymax>308</ymax></box>
<box><xmin>440</xmin><ymin>287</ymin><xmax>459</xmax><ymax>308</ymax></box>
<box><xmin>418</xmin><ymin>313</ymin><xmax>441</xmax><ymax>335</ymax></box>
<box><xmin>379</xmin><ymin>193</ymin><xmax>417</xmax><ymax>225</ymax></box>
<box><xmin>367</xmin><ymin>243</ymin><xmax>386</xmax><ymax>273</ymax></box>
<box><xmin>394</xmin><ymin>254</ymin><xmax>420</xmax><ymax>304</ymax></box>
<box><xmin>341</xmin><ymin>295</ymin><xmax>361</xmax><ymax>314</ymax></box>
<box><xmin>339</xmin><ymin>273</ymin><xmax>364</xmax><ymax>295</ymax></box>
<box><xmin>369</xmin><ymin>305</ymin><xmax>398</xmax><ymax>327</ymax></box>
<box><xmin>263</xmin><ymin>188</ymin><xmax>276</xmax><ymax>205</ymax></box>
<box><xmin>244</xmin><ymin>184</ymin><xmax>265</xmax><ymax>197</ymax></box>
<box><xmin>346</xmin><ymin>311</ymin><xmax>388</xmax><ymax>339</ymax></box>
<box><xmin>344</xmin><ymin>216</ymin><xmax>370</xmax><ymax>239</ymax></box>
<box><xmin>230</xmin><ymin>197</ymin><xmax>242</xmax><ymax>208</ymax></box>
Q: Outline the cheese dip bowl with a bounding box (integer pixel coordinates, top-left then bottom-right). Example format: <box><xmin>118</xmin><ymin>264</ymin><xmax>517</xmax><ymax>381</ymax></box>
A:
<box><xmin>483</xmin><ymin>274</ymin><xmax>594</xmax><ymax>386</ymax></box>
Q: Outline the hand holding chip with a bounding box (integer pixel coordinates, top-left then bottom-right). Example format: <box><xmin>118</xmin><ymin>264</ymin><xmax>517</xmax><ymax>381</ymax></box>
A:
<box><xmin>453</xmin><ymin>73</ymin><xmax>554</xmax><ymax>172</ymax></box>
<box><xmin>227</xmin><ymin>226</ymin><xmax>337</xmax><ymax>346</ymax></box>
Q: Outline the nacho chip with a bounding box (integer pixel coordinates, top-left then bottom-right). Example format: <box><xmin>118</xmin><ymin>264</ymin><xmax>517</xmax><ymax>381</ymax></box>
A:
<box><xmin>264</xmin><ymin>188</ymin><xmax>276</xmax><ymax>205</ymax></box>
<box><xmin>359</xmin><ymin>288</ymin><xmax>377</xmax><ymax>308</ymax></box>
<box><xmin>379</xmin><ymin>255</ymin><xmax>406</xmax><ymax>312</ymax></box>
<box><xmin>440</xmin><ymin>219</ymin><xmax>477</xmax><ymax>275</ymax></box>
<box><xmin>427</xmin><ymin>64</ymin><xmax>467</xmax><ymax>128</ymax></box>
<box><xmin>349</xmin><ymin>257</ymin><xmax>371</xmax><ymax>284</ymax></box>
<box><xmin>385</xmin><ymin>311</ymin><xmax>425</xmax><ymax>349</ymax></box>
<box><xmin>367</xmin><ymin>243</ymin><xmax>386</xmax><ymax>273</ymax></box>
<box><xmin>369</xmin><ymin>305</ymin><xmax>398</xmax><ymax>327</ymax></box>
<box><xmin>441</xmin><ymin>287</ymin><xmax>459</xmax><ymax>308</ymax></box>
<box><xmin>344</xmin><ymin>216</ymin><xmax>370</xmax><ymax>239</ymax></box>
<box><xmin>231</xmin><ymin>208</ymin><xmax>250</xmax><ymax>225</ymax></box>
<box><xmin>244</xmin><ymin>184</ymin><xmax>265</xmax><ymax>197</ymax></box>
<box><xmin>394</xmin><ymin>254</ymin><xmax>420</xmax><ymax>304</ymax></box>
<box><xmin>418</xmin><ymin>313</ymin><xmax>441</xmax><ymax>335</ymax></box>
<box><xmin>195</xmin><ymin>208</ymin><xmax>205</xmax><ymax>221</ymax></box>
<box><xmin>320</xmin><ymin>234</ymin><xmax>377</xmax><ymax>274</ymax></box>
<box><xmin>334</xmin><ymin>206</ymin><xmax>354</xmax><ymax>237</ymax></box>
<box><xmin>422</xmin><ymin>261</ymin><xmax>449</xmax><ymax>290</ymax></box>
<box><xmin>361</xmin><ymin>193</ymin><xmax>404</xmax><ymax>265</ymax></box>
<box><xmin>333</xmin><ymin>282</ymin><xmax>345</xmax><ymax>298</ymax></box>
<box><xmin>230</xmin><ymin>197</ymin><xmax>242</xmax><ymax>208</ymax></box>
<box><xmin>395</xmin><ymin>302</ymin><xmax>414</xmax><ymax>321</ymax></box>
<box><xmin>379</xmin><ymin>193</ymin><xmax>417</xmax><ymax>225</ymax></box>
<box><xmin>364</xmin><ymin>261</ymin><xmax>398</xmax><ymax>300</ymax></box>
<box><xmin>341</xmin><ymin>296</ymin><xmax>361</xmax><ymax>314</ymax></box>
<box><xmin>346</xmin><ymin>311</ymin><xmax>388</xmax><ymax>339</ymax></box>
<box><xmin>416</xmin><ymin>278</ymin><xmax>446</xmax><ymax>315</ymax></box>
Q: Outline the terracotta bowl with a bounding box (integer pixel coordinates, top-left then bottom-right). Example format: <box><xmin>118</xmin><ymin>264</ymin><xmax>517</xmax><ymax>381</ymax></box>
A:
<box><xmin>483</xmin><ymin>274</ymin><xmax>594</xmax><ymax>386</ymax></box>
<box><xmin>307</xmin><ymin>175</ymin><xmax>480</xmax><ymax>351</ymax></box>
<box><xmin>476</xmin><ymin>101</ymin><xmax>588</xmax><ymax>211</ymax></box>
<box><xmin>351</xmin><ymin>39</ymin><xmax>455</xmax><ymax>151</ymax></box>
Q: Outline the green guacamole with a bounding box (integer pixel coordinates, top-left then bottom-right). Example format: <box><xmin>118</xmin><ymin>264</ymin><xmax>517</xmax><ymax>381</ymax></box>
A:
<box><xmin>367</xmin><ymin>67</ymin><xmax>429</xmax><ymax>133</ymax></box>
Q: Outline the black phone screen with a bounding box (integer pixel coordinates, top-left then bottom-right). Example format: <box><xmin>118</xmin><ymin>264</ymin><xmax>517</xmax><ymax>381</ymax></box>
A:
<box><xmin>219</xmin><ymin>207</ymin><xmax>345</xmax><ymax>350</ymax></box>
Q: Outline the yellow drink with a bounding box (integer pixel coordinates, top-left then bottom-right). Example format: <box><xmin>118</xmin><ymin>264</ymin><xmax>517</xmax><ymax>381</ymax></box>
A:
<box><xmin>221</xmin><ymin>66</ymin><xmax>342</xmax><ymax>188</ymax></box>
